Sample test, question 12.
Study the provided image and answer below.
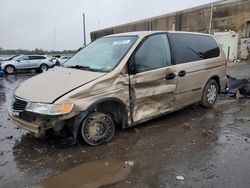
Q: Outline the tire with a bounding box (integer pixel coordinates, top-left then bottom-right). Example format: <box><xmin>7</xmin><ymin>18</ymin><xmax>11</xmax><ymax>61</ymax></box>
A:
<box><xmin>79</xmin><ymin>112</ymin><xmax>115</xmax><ymax>146</ymax></box>
<box><xmin>4</xmin><ymin>65</ymin><xmax>15</xmax><ymax>74</ymax></box>
<box><xmin>200</xmin><ymin>79</ymin><xmax>219</xmax><ymax>108</ymax></box>
<box><xmin>40</xmin><ymin>64</ymin><xmax>48</xmax><ymax>72</ymax></box>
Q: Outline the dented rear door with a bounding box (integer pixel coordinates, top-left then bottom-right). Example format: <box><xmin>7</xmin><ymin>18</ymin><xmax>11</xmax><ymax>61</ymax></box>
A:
<box><xmin>129</xmin><ymin>33</ymin><xmax>177</xmax><ymax>123</ymax></box>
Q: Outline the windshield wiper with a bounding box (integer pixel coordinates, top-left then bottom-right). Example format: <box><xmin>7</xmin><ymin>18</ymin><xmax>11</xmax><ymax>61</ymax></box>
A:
<box><xmin>67</xmin><ymin>65</ymin><xmax>106</xmax><ymax>72</ymax></box>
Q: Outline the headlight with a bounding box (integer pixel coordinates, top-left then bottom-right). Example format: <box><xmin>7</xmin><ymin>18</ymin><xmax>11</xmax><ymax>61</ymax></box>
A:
<box><xmin>26</xmin><ymin>102</ymin><xmax>74</xmax><ymax>115</ymax></box>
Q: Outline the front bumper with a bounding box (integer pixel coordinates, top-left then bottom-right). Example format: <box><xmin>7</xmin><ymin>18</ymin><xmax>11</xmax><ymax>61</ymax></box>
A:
<box><xmin>8</xmin><ymin>108</ymin><xmax>79</xmax><ymax>136</ymax></box>
<box><xmin>9</xmin><ymin>109</ymin><xmax>40</xmax><ymax>134</ymax></box>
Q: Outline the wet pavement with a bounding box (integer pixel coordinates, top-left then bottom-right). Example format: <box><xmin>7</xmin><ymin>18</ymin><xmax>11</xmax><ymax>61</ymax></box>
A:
<box><xmin>0</xmin><ymin>63</ymin><xmax>250</xmax><ymax>188</ymax></box>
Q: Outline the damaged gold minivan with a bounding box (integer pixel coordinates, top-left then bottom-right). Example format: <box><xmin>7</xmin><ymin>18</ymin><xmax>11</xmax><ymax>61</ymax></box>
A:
<box><xmin>9</xmin><ymin>31</ymin><xmax>227</xmax><ymax>146</ymax></box>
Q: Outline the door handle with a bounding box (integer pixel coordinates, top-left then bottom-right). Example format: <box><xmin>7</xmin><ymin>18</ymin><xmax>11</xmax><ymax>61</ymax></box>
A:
<box><xmin>178</xmin><ymin>70</ymin><xmax>186</xmax><ymax>77</ymax></box>
<box><xmin>165</xmin><ymin>72</ymin><xmax>176</xmax><ymax>80</ymax></box>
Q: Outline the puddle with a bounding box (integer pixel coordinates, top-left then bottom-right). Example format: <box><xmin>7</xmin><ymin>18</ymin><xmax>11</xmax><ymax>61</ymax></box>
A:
<box><xmin>36</xmin><ymin>160</ymin><xmax>131</xmax><ymax>188</ymax></box>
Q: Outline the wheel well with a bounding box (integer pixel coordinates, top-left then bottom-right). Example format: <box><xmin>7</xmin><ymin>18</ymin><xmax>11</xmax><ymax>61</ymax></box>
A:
<box><xmin>209</xmin><ymin>75</ymin><xmax>220</xmax><ymax>93</ymax></box>
<box><xmin>87</xmin><ymin>99</ymin><xmax>128</xmax><ymax>129</ymax></box>
<box><xmin>4</xmin><ymin>64</ymin><xmax>15</xmax><ymax>69</ymax></box>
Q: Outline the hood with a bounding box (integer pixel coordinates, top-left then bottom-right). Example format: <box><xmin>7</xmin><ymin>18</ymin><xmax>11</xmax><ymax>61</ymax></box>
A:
<box><xmin>1</xmin><ymin>60</ymin><xmax>16</xmax><ymax>65</ymax></box>
<box><xmin>15</xmin><ymin>67</ymin><xmax>105</xmax><ymax>103</ymax></box>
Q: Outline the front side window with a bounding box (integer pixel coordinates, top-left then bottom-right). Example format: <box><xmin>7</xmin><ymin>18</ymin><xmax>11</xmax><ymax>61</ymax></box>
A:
<box><xmin>18</xmin><ymin>56</ymin><xmax>29</xmax><ymax>61</ymax></box>
<box><xmin>133</xmin><ymin>34</ymin><xmax>171</xmax><ymax>73</ymax></box>
<box><xmin>168</xmin><ymin>33</ymin><xmax>220</xmax><ymax>64</ymax></box>
<box><xmin>64</xmin><ymin>36</ymin><xmax>138</xmax><ymax>72</ymax></box>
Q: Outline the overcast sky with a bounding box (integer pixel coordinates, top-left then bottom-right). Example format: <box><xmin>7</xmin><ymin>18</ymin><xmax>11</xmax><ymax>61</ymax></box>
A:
<box><xmin>0</xmin><ymin>0</ymin><xmax>217</xmax><ymax>51</ymax></box>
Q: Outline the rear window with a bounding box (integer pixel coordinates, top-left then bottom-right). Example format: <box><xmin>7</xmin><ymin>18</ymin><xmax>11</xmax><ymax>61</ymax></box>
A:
<box><xmin>168</xmin><ymin>33</ymin><xmax>220</xmax><ymax>64</ymax></box>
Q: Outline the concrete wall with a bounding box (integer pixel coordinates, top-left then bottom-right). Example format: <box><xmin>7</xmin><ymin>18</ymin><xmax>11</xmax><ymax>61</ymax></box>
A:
<box><xmin>240</xmin><ymin>38</ymin><xmax>250</xmax><ymax>59</ymax></box>
<box><xmin>212</xmin><ymin>0</ymin><xmax>250</xmax><ymax>38</ymax></box>
<box><xmin>90</xmin><ymin>0</ymin><xmax>250</xmax><ymax>59</ymax></box>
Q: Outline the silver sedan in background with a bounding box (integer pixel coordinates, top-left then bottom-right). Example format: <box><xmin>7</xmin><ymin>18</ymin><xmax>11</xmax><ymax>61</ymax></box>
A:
<box><xmin>0</xmin><ymin>55</ymin><xmax>54</xmax><ymax>74</ymax></box>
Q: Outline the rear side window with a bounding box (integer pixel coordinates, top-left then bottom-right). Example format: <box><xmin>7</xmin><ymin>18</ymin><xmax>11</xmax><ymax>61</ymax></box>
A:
<box><xmin>134</xmin><ymin>34</ymin><xmax>171</xmax><ymax>73</ymax></box>
<box><xmin>28</xmin><ymin>56</ymin><xmax>36</xmax><ymax>60</ymax></box>
<box><xmin>29</xmin><ymin>56</ymin><xmax>46</xmax><ymax>60</ymax></box>
<box><xmin>168</xmin><ymin>33</ymin><xmax>220</xmax><ymax>64</ymax></box>
<box><xmin>39</xmin><ymin>56</ymin><xmax>46</xmax><ymax>59</ymax></box>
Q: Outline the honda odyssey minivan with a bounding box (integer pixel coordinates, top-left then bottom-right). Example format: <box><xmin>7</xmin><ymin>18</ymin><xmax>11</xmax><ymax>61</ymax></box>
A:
<box><xmin>9</xmin><ymin>31</ymin><xmax>227</xmax><ymax>146</ymax></box>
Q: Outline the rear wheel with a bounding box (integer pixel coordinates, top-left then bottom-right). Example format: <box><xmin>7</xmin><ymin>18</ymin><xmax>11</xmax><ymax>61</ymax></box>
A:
<box><xmin>40</xmin><ymin>64</ymin><xmax>48</xmax><ymax>72</ymax></box>
<box><xmin>200</xmin><ymin>79</ymin><xmax>219</xmax><ymax>108</ymax></box>
<box><xmin>79</xmin><ymin>112</ymin><xmax>115</xmax><ymax>146</ymax></box>
<box><xmin>4</xmin><ymin>65</ymin><xmax>15</xmax><ymax>74</ymax></box>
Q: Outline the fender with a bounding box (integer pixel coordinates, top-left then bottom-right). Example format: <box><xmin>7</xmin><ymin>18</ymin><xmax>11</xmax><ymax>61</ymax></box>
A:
<box><xmin>87</xmin><ymin>97</ymin><xmax>129</xmax><ymax>128</ymax></box>
<box><xmin>207</xmin><ymin>75</ymin><xmax>220</xmax><ymax>92</ymax></box>
<box><xmin>87</xmin><ymin>97</ymin><xmax>127</xmax><ymax>111</ymax></box>
<box><xmin>70</xmin><ymin>97</ymin><xmax>129</xmax><ymax>144</ymax></box>
<box><xmin>69</xmin><ymin>111</ymin><xmax>88</xmax><ymax>144</ymax></box>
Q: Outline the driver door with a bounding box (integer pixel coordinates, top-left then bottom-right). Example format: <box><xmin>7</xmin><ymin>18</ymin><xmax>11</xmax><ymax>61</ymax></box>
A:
<box><xmin>129</xmin><ymin>33</ymin><xmax>178</xmax><ymax>123</ymax></box>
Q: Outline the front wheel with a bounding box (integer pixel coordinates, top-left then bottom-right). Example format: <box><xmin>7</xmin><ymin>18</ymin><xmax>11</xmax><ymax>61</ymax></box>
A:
<box><xmin>4</xmin><ymin>65</ymin><xmax>15</xmax><ymax>74</ymax></box>
<box><xmin>200</xmin><ymin>79</ymin><xmax>219</xmax><ymax>108</ymax></box>
<box><xmin>40</xmin><ymin>64</ymin><xmax>48</xmax><ymax>72</ymax></box>
<box><xmin>79</xmin><ymin>112</ymin><xmax>115</xmax><ymax>146</ymax></box>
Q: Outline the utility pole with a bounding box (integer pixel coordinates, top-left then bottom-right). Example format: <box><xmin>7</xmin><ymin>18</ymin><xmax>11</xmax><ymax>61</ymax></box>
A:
<box><xmin>82</xmin><ymin>13</ymin><xmax>86</xmax><ymax>47</ymax></box>
<box><xmin>53</xmin><ymin>27</ymin><xmax>56</xmax><ymax>51</ymax></box>
<box><xmin>208</xmin><ymin>4</ymin><xmax>214</xmax><ymax>34</ymax></box>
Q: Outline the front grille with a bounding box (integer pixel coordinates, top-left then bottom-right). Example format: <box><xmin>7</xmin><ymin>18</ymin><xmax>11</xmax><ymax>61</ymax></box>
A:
<box><xmin>12</xmin><ymin>97</ymin><xmax>28</xmax><ymax>112</ymax></box>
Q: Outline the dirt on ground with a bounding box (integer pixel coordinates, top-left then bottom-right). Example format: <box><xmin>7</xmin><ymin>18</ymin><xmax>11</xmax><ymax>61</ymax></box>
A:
<box><xmin>0</xmin><ymin>63</ymin><xmax>250</xmax><ymax>188</ymax></box>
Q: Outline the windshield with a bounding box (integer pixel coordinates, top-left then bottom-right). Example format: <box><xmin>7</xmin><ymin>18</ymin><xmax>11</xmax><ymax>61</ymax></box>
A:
<box><xmin>4</xmin><ymin>55</ymin><xmax>20</xmax><ymax>61</ymax></box>
<box><xmin>64</xmin><ymin>36</ymin><xmax>138</xmax><ymax>72</ymax></box>
<box><xmin>12</xmin><ymin>55</ymin><xmax>22</xmax><ymax>61</ymax></box>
